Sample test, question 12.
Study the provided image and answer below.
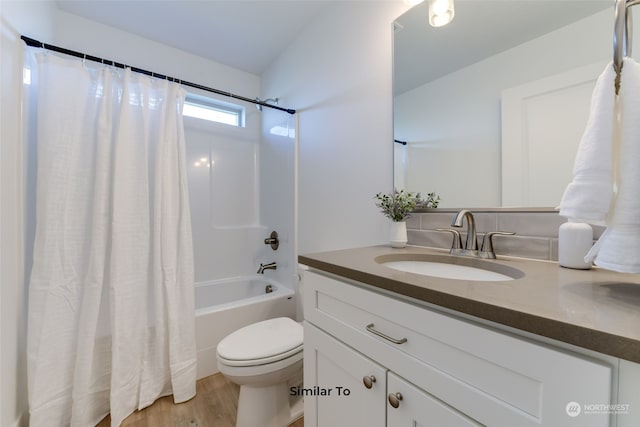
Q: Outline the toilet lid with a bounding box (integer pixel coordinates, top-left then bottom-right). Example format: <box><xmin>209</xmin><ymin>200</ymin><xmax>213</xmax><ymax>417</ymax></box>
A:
<box><xmin>217</xmin><ymin>317</ymin><xmax>303</xmax><ymax>361</ymax></box>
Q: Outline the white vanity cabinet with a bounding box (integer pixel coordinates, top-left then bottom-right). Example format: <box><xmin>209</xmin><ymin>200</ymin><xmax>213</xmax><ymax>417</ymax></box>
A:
<box><xmin>302</xmin><ymin>269</ymin><xmax>616</xmax><ymax>427</ymax></box>
<box><xmin>305</xmin><ymin>323</ymin><xmax>483</xmax><ymax>427</ymax></box>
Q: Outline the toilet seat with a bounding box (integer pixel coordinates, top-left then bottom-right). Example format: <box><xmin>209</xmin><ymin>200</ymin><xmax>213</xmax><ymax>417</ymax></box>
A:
<box><xmin>217</xmin><ymin>317</ymin><xmax>303</xmax><ymax>367</ymax></box>
<box><xmin>218</xmin><ymin>344</ymin><xmax>303</xmax><ymax>367</ymax></box>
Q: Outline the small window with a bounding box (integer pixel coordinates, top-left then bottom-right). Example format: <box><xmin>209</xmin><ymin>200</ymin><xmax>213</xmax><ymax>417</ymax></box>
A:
<box><xmin>183</xmin><ymin>93</ymin><xmax>244</xmax><ymax>127</ymax></box>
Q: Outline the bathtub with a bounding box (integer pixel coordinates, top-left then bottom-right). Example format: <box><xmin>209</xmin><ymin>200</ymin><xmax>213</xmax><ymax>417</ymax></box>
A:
<box><xmin>194</xmin><ymin>275</ymin><xmax>296</xmax><ymax>380</ymax></box>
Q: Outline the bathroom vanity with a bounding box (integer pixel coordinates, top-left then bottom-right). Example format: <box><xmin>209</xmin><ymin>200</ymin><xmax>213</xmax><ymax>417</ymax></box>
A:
<box><xmin>299</xmin><ymin>245</ymin><xmax>640</xmax><ymax>427</ymax></box>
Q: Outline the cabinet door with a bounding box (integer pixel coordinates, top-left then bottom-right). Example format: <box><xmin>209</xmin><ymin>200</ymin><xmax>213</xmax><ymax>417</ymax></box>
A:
<box><xmin>387</xmin><ymin>372</ymin><xmax>482</xmax><ymax>427</ymax></box>
<box><xmin>304</xmin><ymin>322</ymin><xmax>386</xmax><ymax>427</ymax></box>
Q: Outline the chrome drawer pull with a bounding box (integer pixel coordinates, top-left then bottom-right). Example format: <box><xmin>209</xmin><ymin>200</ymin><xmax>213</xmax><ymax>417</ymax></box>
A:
<box><xmin>365</xmin><ymin>323</ymin><xmax>408</xmax><ymax>344</ymax></box>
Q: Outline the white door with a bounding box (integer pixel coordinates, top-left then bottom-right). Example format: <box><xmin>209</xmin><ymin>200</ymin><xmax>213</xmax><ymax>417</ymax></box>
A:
<box><xmin>303</xmin><ymin>322</ymin><xmax>386</xmax><ymax>427</ymax></box>
<box><xmin>501</xmin><ymin>61</ymin><xmax>606</xmax><ymax>207</ymax></box>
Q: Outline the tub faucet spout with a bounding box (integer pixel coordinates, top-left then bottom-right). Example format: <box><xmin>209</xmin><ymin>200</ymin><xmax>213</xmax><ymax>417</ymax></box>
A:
<box><xmin>257</xmin><ymin>262</ymin><xmax>277</xmax><ymax>274</ymax></box>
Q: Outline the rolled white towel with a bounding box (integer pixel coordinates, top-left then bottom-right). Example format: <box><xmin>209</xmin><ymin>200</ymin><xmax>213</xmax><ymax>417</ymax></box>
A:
<box><xmin>559</xmin><ymin>62</ymin><xmax>617</xmax><ymax>225</ymax></box>
<box><xmin>587</xmin><ymin>58</ymin><xmax>640</xmax><ymax>273</ymax></box>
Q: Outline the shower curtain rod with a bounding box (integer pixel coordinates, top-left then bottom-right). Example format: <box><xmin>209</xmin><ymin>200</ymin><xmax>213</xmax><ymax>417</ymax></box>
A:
<box><xmin>21</xmin><ymin>35</ymin><xmax>296</xmax><ymax>115</ymax></box>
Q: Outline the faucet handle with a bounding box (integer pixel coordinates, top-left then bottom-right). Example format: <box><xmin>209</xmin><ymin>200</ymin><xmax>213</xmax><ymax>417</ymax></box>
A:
<box><xmin>264</xmin><ymin>230</ymin><xmax>279</xmax><ymax>250</ymax></box>
<box><xmin>436</xmin><ymin>228</ymin><xmax>463</xmax><ymax>251</ymax></box>
<box><xmin>480</xmin><ymin>231</ymin><xmax>515</xmax><ymax>258</ymax></box>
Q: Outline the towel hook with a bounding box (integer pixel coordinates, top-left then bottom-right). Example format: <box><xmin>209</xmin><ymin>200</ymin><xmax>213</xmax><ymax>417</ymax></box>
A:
<box><xmin>614</xmin><ymin>0</ymin><xmax>640</xmax><ymax>93</ymax></box>
<box><xmin>613</xmin><ymin>0</ymin><xmax>627</xmax><ymax>76</ymax></box>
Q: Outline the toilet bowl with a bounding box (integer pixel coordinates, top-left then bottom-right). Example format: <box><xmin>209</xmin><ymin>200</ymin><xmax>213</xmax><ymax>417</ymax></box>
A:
<box><xmin>217</xmin><ymin>317</ymin><xmax>304</xmax><ymax>427</ymax></box>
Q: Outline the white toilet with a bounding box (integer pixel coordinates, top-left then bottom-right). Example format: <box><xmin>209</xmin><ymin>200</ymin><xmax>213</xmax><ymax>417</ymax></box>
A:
<box><xmin>216</xmin><ymin>317</ymin><xmax>304</xmax><ymax>427</ymax></box>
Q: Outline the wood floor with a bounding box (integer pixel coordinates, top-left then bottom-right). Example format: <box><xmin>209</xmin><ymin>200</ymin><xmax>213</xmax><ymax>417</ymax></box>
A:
<box><xmin>96</xmin><ymin>373</ymin><xmax>304</xmax><ymax>427</ymax></box>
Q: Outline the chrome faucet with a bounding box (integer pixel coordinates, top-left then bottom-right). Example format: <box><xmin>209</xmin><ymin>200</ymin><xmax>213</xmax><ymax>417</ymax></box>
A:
<box><xmin>257</xmin><ymin>262</ymin><xmax>277</xmax><ymax>274</ymax></box>
<box><xmin>451</xmin><ymin>209</ymin><xmax>477</xmax><ymax>251</ymax></box>
<box><xmin>436</xmin><ymin>209</ymin><xmax>515</xmax><ymax>259</ymax></box>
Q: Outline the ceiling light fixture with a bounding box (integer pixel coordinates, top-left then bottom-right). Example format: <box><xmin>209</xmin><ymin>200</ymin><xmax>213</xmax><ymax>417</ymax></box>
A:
<box><xmin>428</xmin><ymin>0</ymin><xmax>455</xmax><ymax>27</ymax></box>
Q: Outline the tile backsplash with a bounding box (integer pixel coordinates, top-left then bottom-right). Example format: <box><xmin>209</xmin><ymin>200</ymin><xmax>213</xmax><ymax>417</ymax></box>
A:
<box><xmin>407</xmin><ymin>209</ymin><xmax>604</xmax><ymax>261</ymax></box>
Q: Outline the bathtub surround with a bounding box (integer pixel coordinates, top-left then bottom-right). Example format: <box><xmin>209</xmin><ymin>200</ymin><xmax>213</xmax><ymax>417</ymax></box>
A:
<box><xmin>25</xmin><ymin>48</ymin><xmax>196</xmax><ymax>425</ymax></box>
<box><xmin>258</xmin><ymin>108</ymin><xmax>298</xmax><ymax>294</ymax></box>
<box><xmin>184</xmin><ymin>115</ymin><xmax>264</xmax><ymax>284</ymax></box>
<box><xmin>407</xmin><ymin>208</ymin><xmax>604</xmax><ymax>261</ymax></box>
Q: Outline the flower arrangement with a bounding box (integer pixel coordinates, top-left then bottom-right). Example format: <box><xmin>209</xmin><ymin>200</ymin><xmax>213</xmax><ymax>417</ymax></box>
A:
<box><xmin>374</xmin><ymin>189</ymin><xmax>440</xmax><ymax>222</ymax></box>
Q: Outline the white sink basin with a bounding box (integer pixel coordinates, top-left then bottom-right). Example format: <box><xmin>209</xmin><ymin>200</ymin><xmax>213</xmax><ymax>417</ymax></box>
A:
<box><xmin>376</xmin><ymin>254</ymin><xmax>523</xmax><ymax>282</ymax></box>
<box><xmin>382</xmin><ymin>260</ymin><xmax>514</xmax><ymax>281</ymax></box>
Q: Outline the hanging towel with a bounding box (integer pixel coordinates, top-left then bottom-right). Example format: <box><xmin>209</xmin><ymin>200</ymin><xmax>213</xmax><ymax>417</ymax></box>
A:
<box><xmin>558</xmin><ymin>62</ymin><xmax>617</xmax><ymax>225</ymax></box>
<box><xmin>584</xmin><ymin>58</ymin><xmax>640</xmax><ymax>273</ymax></box>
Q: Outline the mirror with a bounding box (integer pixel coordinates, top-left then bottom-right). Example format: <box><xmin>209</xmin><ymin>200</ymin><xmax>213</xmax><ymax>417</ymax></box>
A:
<box><xmin>393</xmin><ymin>0</ymin><xmax>614</xmax><ymax>208</ymax></box>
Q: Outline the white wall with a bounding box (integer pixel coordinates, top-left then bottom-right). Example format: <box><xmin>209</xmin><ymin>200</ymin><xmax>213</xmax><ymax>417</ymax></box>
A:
<box><xmin>1</xmin><ymin>3</ymin><xmax>56</xmax><ymax>426</ymax></box>
<box><xmin>262</xmin><ymin>1</ymin><xmax>409</xmax><ymax>255</ymax></box>
<box><xmin>0</xmin><ymin>19</ymin><xmax>28</xmax><ymax>427</ymax></box>
<box><xmin>395</xmin><ymin>9</ymin><xmax>615</xmax><ymax>208</ymax></box>
<box><xmin>52</xmin><ymin>10</ymin><xmax>260</xmax><ymax>100</ymax></box>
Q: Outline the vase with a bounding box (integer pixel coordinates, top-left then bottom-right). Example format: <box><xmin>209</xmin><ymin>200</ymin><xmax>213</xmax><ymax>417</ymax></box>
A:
<box><xmin>390</xmin><ymin>221</ymin><xmax>407</xmax><ymax>248</ymax></box>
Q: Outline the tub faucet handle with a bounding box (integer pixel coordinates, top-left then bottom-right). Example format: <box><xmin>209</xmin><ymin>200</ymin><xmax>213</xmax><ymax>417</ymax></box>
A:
<box><xmin>264</xmin><ymin>231</ymin><xmax>279</xmax><ymax>250</ymax></box>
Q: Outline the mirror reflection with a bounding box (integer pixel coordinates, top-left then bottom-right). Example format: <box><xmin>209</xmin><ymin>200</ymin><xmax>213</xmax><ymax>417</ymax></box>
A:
<box><xmin>393</xmin><ymin>0</ymin><xmax>615</xmax><ymax>208</ymax></box>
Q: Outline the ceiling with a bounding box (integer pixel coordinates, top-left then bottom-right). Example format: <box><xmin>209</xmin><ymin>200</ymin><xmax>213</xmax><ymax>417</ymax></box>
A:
<box><xmin>55</xmin><ymin>0</ymin><xmax>335</xmax><ymax>75</ymax></box>
<box><xmin>55</xmin><ymin>0</ymin><xmax>612</xmax><ymax>83</ymax></box>
<box><xmin>394</xmin><ymin>0</ymin><xmax>612</xmax><ymax>94</ymax></box>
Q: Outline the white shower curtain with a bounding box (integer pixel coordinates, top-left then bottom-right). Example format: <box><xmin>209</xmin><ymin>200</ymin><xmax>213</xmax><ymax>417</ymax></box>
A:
<box><xmin>26</xmin><ymin>50</ymin><xmax>196</xmax><ymax>426</ymax></box>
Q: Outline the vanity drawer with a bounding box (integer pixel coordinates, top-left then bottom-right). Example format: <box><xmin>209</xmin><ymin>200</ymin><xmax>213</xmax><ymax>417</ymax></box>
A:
<box><xmin>303</xmin><ymin>269</ymin><xmax>613</xmax><ymax>427</ymax></box>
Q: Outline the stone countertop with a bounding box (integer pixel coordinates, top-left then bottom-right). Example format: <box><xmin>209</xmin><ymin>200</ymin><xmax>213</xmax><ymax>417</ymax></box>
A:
<box><xmin>298</xmin><ymin>245</ymin><xmax>640</xmax><ymax>363</ymax></box>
